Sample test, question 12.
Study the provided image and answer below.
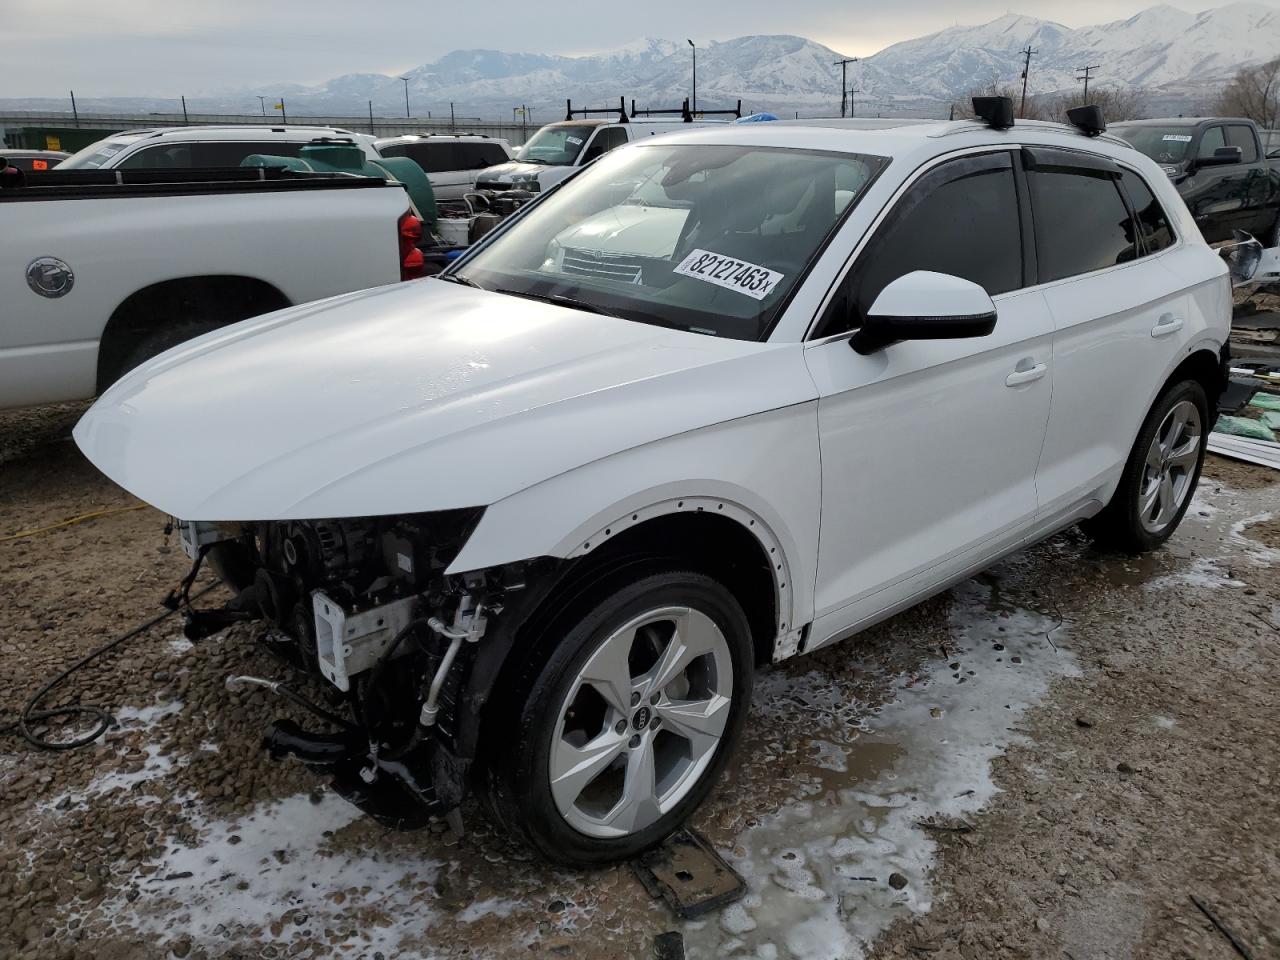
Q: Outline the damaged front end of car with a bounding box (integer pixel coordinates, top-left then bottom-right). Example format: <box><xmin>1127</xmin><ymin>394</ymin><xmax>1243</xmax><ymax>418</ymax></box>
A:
<box><xmin>176</xmin><ymin>509</ymin><xmax>554</xmax><ymax>830</ymax></box>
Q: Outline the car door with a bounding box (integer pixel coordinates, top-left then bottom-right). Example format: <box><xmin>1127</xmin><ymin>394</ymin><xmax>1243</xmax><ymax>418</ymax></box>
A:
<box><xmin>1187</xmin><ymin>124</ymin><xmax>1250</xmax><ymax>242</ymax></box>
<box><xmin>1029</xmin><ymin>152</ymin><xmax>1190</xmax><ymax>520</ymax></box>
<box><xmin>803</xmin><ymin>150</ymin><xmax>1054</xmax><ymax>648</ymax></box>
<box><xmin>1224</xmin><ymin>124</ymin><xmax>1273</xmax><ymax>236</ymax></box>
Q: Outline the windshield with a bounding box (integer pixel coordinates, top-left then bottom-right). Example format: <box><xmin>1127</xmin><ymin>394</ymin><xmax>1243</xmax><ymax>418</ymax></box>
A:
<box><xmin>453</xmin><ymin>143</ymin><xmax>888</xmax><ymax>341</ymax></box>
<box><xmin>57</xmin><ymin>135</ymin><xmax>145</xmax><ymax>169</ymax></box>
<box><xmin>1111</xmin><ymin>125</ymin><xmax>1195</xmax><ymax>165</ymax></box>
<box><xmin>515</xmin><ymin>125</ymin><xmax>597</xmax><ymax>166</ymax></box>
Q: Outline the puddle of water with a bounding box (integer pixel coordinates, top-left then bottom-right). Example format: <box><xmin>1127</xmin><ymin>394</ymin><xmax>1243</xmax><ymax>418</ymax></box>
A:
<box><xmin>685</xmin><ymin>575</ymin><xmax>1078</xmax><ymax>960</ymax></box>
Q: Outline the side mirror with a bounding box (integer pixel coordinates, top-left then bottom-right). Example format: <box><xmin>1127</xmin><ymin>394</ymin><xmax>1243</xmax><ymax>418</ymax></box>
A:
<box><xmin>851</xmin><ymin>271</ymin><xmax>997</xmax><ymax>355</ymax></box>
<box><xmin>1196</xmin><ymin>145</ymin><xmax>1243</xmax><ymax>168</ymax></box>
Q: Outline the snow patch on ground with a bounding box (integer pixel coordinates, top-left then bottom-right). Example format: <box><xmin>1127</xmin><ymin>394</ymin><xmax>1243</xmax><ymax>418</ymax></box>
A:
<box><xmin>1146</xmin><ymin>556</ymin><xmax>1246</xmax><ymax>592</ymax></box>
<box><xmin>1230</xmin><ymin>512</ymin><xmax>1280</xmax><ymax>566</ymax></box>
<box><xmin>113</xmin><ymin>700</ymin><xmax>184</xmax><ymax>730</ymax></box>
<box><xmin>685</xmin><ymin>576</ymin><xmax>1078</xmax><ymax>960</ymax></box>
<box><xmin>167</xmin><ymin>636</ymin><xmax>194</xmax><ymax>656</ymax></box>
<box><xmin>105</xmin><ymin>792</ymin><xmax>443</xmax><ymax>957</ymax></box>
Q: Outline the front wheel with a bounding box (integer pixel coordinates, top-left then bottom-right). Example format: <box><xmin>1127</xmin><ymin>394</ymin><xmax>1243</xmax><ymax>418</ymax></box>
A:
<box><xmin>486</xmin><ymin>571</ymin><xmax>754</xmax><ymax>865</ymax></box>
<box><xmin>1082</xmin><ymin>379</ymin><xmax>1208</xmax><ymax>553</ymax></box>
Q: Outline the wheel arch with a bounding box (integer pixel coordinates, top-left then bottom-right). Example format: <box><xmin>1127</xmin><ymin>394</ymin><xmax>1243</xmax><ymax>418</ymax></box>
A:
<box><xmin>97</xmin><ymin>274</ymin><xmax>291</xmax><ymax>391</ymax></box>
<box><xmin>454</xmin><ymin>496</ymin><xmax>802</xmax><ymax>763</ymax></box>
<box><xmin>1158</xmin><ymin>341</ymin><xmax>1227</xmax><ymax>410</ymax></box>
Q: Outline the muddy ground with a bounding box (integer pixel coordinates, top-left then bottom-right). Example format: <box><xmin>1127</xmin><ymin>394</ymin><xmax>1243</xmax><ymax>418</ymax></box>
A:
<box><xmin>1</xmin><ymin>404</ymin><xmax>1278</xmax><ymax>960</ymax></box>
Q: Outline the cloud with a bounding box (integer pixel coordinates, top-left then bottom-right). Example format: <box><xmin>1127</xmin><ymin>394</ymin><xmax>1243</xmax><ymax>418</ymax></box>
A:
<box><xmin>2</xmin><ymin>0</ymin><xmax>1277</xmax><ymax>98</ymax></box>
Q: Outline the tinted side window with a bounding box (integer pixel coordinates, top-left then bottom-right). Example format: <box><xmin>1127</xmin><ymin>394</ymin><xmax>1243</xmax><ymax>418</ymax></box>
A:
<box><xmin>453</xmin><ymin>142</ymin><xmax>508</xmax><ymax>168</ymax></box>
<box><xmin>1225</xmin><ymin>125</ymin><xmax>1259</xmax><ymax>163</ymax></box>
<box><xmin>1120</xmin><ymin>171</ymin><xmax>1176</xmax><ymax>253</ymax></box>
<box><xmin>1029</xmin><ymin>168</ymin><xmax>1139</xmax><ymax>282</ymax></box>
<box><xmin>851</xmin><ymin>157</ymin><xmax>1023</xmax><ymax>320</ymax></box>
<box><xmin>196</xmin><ymin>141</ymin><xmax>301</xmax><ymax>165</ymax></box>
<box><xmin>116</xmin><ymin>143</ymin><xmax>194</xmax><ymax>169</ymax></box>
<box><xmin>1197</xmin><ymin>126</ymin><xmax>1226</xmax><ymax>159</ymax></box>
<box><xmin>384</xmin><ymin>143</ymin><xmax>457</xmax><ymax>173</ymax></box>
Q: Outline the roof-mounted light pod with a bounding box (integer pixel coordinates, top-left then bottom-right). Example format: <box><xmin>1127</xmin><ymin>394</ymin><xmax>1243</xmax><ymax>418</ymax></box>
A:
<box><xmin>1066</xmin><ymin>105</ymin><xmax>1106</xmax><ymax>137</ymax></box>
<box><xmin>972</xmin><ymin>96</ymin><xmax>1015</xmax><ymax>130</ymax></box>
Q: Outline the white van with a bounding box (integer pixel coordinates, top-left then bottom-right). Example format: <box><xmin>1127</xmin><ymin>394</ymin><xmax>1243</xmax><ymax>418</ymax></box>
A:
<box><xmin>476</xmin><ymin>99</ymin><xmax>739</xmax><ymax>194</ymax></box>
<box><xmin>57</xmin><ymin>126</ymin><xmax>382</xmax><ymax>170</ymax></box>
<box><xmin>373</xmin><ymin>134</ymin><xmax>512</xmax><ymax>199</ymax></box>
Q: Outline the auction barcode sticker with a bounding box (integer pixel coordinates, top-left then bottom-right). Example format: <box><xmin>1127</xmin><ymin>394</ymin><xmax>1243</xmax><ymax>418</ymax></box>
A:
<box><xmin>673</xmin><ymin>249</ymin><xmax>784</xmax><ymax>301</ymax></box>
<box><xmin>1162</xmin><ymin>134</ymin><xmax>1193</xmax><ymax>142</ymax></box>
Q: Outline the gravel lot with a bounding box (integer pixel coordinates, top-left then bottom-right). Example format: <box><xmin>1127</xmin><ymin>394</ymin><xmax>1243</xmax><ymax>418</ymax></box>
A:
<box><xmin>1</xmin><ymin>403</ymin><xmax>1277</xmax><ymax>960</ymax></box>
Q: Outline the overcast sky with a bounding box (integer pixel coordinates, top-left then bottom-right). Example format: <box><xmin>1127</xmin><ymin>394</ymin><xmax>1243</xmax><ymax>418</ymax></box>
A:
<box><xmin>4</xmin><ymin>0</ymin><xmax>1276</xmax><ymax>98</ymax></box>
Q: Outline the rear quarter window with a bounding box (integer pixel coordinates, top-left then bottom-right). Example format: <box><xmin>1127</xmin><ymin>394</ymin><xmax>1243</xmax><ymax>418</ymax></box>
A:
<box><xmin>1120</xmin><ymin>170</ymin><xmax>1176</xmax><ymax>253</ymax></box>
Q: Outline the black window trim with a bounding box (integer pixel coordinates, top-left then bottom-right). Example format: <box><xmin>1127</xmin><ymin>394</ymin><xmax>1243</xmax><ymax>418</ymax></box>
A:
<box><xmin>806</xmin><ymin>147</ymin><xmax>1027</xmax><ymax>342</ymax></box>
<box><xmin>804</xmin><ymin>144</ymin><xmax>1186</xmax><ymax>344</ymax></box>
<box><xmin>1021</xmin><ymin>145</ymin><xmax>1181</xmax><ymax>284</ymax></box>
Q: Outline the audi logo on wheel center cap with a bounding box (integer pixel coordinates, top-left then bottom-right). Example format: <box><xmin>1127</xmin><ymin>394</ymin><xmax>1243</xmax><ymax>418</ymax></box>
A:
<box><xmin>26</xmin><ymin>257</ymin><xmax>75</xmax><ymax>298</ymax></box>
<box><xmin>632</xmin><ymin>706</ymin><xmax>652</xmax><ymax>730</ymax></box>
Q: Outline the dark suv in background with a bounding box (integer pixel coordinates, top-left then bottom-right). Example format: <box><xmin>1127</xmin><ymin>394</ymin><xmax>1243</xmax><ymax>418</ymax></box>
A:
<box><xmin>1112</xmin><ymin>117</ymin><xmax>1279</xmax><ymax>246</ymax></box>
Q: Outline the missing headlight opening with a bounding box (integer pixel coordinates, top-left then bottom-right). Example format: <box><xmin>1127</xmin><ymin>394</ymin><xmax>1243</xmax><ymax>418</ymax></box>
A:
<box><xmin>178</xmin><ymin>508</ymin><xmax>524</xmax><ymax>829</ymax></box>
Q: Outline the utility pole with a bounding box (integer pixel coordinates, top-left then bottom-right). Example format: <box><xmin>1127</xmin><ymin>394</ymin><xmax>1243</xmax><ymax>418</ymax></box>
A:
<box><xmin>181</xmin><ymin>95</ymin><xmax>189</xmax><ymax>125</ymax></box>
<box><xmin>450</xmin><ymin>102</ymin><xmax>456</xmax><ymax>132</ymax></box>
<box><xmin>833</xmin><ymin>57</ymin><xmax>858</xmax><ymax>118</ymax></box>
<box><xmin>1076</xmin><ymin>64</ymin><xmax>1100</xmax><ymax>103</ymax></box>
<box><xmin>847</xmin><ymin>86</ymin><xmax>862</xmax><ymax>118</ymax></box>
<box><xmin>399</xmin><ymin>77</ymin><xmax>411</xmax><ymax>119</ymax></box>
<box><xmin>257</xmin><ymin>96</ymin><xmax>267</xmax><ymax>116</ymax></box>
<box><xmin>279</xmin><ymin>99</ymin><xmax>287</xmax><ymax>124</ymax></box>
<box><xmin>369</xmin><ymin>100</ymin><xmax>375</xmax><ymax>134</ymax></box>
<box><xmin>687</xmin><ymin>40</ymin><xmax>697</xmax><ymax>114</ymax></box>
<box><xmin>1019</xmin><ymin>46</ymin><xmax>1036</xmax><ymax>118</ymax></box>
<box><xmin>69</xmin><ymin>90</ymin><xmax>79</xmax><ymax>127</ymax></box>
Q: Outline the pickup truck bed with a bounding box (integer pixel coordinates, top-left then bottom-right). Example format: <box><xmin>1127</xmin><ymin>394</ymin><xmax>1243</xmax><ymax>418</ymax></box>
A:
<box><xmin>1</xmin><ymin>166</ymin><xmax>415</xmax><ymax>409</ymax></box>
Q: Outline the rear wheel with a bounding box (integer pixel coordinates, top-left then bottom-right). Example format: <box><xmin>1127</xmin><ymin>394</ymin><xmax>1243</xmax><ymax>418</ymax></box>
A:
<box><xmin>485</xmin><ymin>571</ymin><xmax>753</xmax><ymax>865</ymax></box>
<box><xmin>1082</xmin><ymin>379</ymin><xmax>1208</xmax><ymax>553</ymax></box>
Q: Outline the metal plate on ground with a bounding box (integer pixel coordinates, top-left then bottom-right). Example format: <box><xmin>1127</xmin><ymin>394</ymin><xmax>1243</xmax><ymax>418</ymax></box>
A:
<box><xmin>632</xmin><ymin>827</ymin><xmax>746</xmax><ymax>919</ymax></box>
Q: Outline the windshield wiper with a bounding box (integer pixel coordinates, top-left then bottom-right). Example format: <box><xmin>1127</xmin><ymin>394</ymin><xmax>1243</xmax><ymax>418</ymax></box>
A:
<box><xmin>496</xmin><ymin>289</ymin><xmax>625</xmax><ymax>319</ymax></box>
<box><xmin>518</xmin><ymin>157</ymin><xmax>551</xmax><ymax>165</ymax></box>
<box><xmin>436</xmin><ymin>273</ymin><xmax>481</xmax><ymax>289</ymax></box>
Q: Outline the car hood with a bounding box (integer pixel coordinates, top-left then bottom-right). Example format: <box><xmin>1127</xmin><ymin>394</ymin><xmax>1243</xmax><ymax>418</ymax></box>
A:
<box><xmin>554</xmin><ymin>205</ymin><xmax>687</xmax><ymax>258</ymax></box>
<box><xmin>477</xmin><ymin>160</ymin><xmax>554</xmax><ymax>182</ymax></box>
<box><xmin>74</xmin><ymin>280</ymin><xmax>810</xmax><ymax>521</ymax></box>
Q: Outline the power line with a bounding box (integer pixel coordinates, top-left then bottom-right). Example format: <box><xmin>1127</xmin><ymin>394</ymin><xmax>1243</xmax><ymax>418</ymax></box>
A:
<box><xmin>833</xmin><ymin>57</ymin><xmax>858</xmax><ymax>118</ymax></box>
<box><xmin>1076</xmin><ymin>64</ymin><xmax>1100</xmax><ymax>103</ymax></box>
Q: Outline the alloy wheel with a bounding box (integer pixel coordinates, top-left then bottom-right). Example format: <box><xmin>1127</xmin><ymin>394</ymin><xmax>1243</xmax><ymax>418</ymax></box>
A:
<box><xmin>1138</xmin><ymin>399</ymin><xmax>1202</xmax><ymax>534</ymax></box>
<box><xmin>549</xmin><ymin>606</ymin><xmax>733</xmax><ymax>838</ymax></box>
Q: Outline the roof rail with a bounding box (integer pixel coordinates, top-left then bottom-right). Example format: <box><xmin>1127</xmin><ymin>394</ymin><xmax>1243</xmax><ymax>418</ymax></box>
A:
<box><xmin>631</xmin><ymin>98</ymin><xmax>743</xmax><ymax>123</ymax></box>
<box><xmin>565</xmin><ymin>96</ymin><xmax>629</xmax><ymax>124</ymax></box>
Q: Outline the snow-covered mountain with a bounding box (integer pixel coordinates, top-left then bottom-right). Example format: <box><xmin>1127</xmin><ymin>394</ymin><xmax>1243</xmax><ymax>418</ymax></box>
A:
<box><xmin>3</xmin><ymin>4</ymin><xmax>1277</xmax><ymax>119</ymax></box>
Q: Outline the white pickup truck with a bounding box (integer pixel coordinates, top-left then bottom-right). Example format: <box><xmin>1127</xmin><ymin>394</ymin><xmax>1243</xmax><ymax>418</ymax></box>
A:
<box><xmin>1</xmin><ymin>163</ymin><xmax>421</xmax><ymax>410</ymax></box>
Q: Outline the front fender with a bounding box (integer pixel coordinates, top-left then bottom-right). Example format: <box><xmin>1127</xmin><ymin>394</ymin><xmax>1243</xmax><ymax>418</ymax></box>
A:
<box><xmin>446</xmin><ymin>402</ymin><xmax>822</xmax><ymax>634</ymax></box>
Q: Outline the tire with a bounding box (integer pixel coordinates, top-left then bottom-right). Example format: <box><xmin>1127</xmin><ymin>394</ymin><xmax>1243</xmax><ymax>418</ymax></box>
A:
<box><xmin>1082</xmin><ymin>379</ymin><xmax>1209</xmax><ymax>553</ymax></box>
<box><xmin>484</xmin><ymin>570</ymin><xmax>754</xmax><ymax>866</ymax></box>
<box><xmin>1266</xmin><ymin>209</ymin><xmax>1280</xmax><ymax>250</ymax></box>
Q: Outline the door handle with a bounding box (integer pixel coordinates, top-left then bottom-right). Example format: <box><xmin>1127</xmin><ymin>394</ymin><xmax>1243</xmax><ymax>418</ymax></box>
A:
<box><xmin>1005</xmin><ymin>361</ymin><xmax>1047</xmax><ymax>387</ymax></box>
<box><xmin>1151</xmin><ymin>313</ymin><xmax>1184</xmax><ymax>338</ymax></box>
